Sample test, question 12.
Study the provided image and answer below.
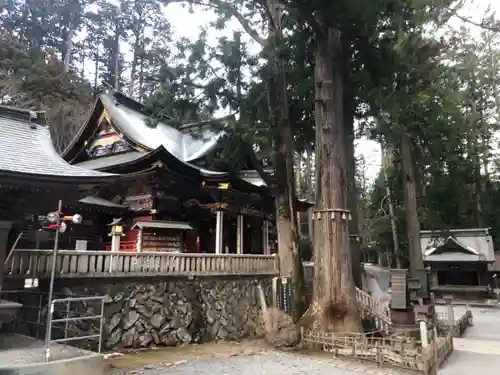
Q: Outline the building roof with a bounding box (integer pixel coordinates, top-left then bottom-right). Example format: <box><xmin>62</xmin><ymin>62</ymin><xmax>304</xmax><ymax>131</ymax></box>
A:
<box><xmin>98</xmin><ymin>92</ymin><xmax>231</xmax><ymax>162</ymax></box>
<box><xmin>62</xmin><ymin>90</ymin><xmax>233</xmax><ymax>163</ymax></box>
<box><xmin>420</xmin><ymin>228</ymin><xmax>495</xmax><ymax>263</ymax></box>
<box><xmin>132</xmin><ymin>220</ymin><xmax>194</xmax><ymax>231</ymax></box>
<box><xmin>0</xmin><ymin>105</ymin><xmax>117</xmax><ymax>183</ymax></box>
<box><xmin>62</xmin><ymin>90</ymin><xmax>271</xmax><ymax>186</ymax></box>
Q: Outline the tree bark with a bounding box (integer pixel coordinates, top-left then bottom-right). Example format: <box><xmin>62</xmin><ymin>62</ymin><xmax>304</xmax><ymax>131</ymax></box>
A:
<box><xmin>129</xmin><ymin>34</ymin><xmax>141</xmax><ymax>96</ymax></box>
<box><xmin>343</xmin><ymin>98</ymin><xmax>362</xmax><ymax>287</ymax></box>
<box><xmin>381</xmin><ymin>142</ymin><xmax>401</xmax><ymax>268</ymax></box>
<box><xmin>63</xmin><ymin>26</ymin><xmax>75</xmax><ymax>73</ymax></box>
<box><xmin>303</xmin><ymin>28</ymin><xmax>360</xmax><ymax>332</ymax></box>
<box><xmin>267</xmin><ymin>0</ymin><xmax>305</xmax><ymax>320</ymax></box>
<box><xmin>401</xmin><ymin>133</ymin><xmax>423</xmax><ymax>274</ymax></box>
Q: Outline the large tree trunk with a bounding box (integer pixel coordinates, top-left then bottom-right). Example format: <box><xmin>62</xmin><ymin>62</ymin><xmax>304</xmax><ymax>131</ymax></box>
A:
<box><xmin>401</xmin><ymin>133</ymin><xmax>423</xmax><ymax>274</ymax></box>
<box><xmin>304</xmin><ymin>28</ymin><xmax>360</xmax><ymax>332</ymax></box>
<box><xmin>113</xmin><ymin>18</ymin><xmax>120</xmax><ymax>91</ymax></box>
<box><xmin>343</xmin><ymin>98</ymin><xmax>362</xmax><ymax>287</ymax></box>
<box><xmin>304</xmin><ymin>150</ymin><xmax>314</xmax><ymax>242</ymax></box>
<box><xmin>129</xmin><ymin>34</ymin><xmax>141</xmax><ymax>97</ymax></box>
<box><xmin>381</xmin><ymin>142</ymin><xmax>401</xmax><ymax>268</ymax></box>
<box><xmin>63</xmin><ymin>26</ymin><xmax>75</xmax><ymax>73</ymax></box>
<box><xmin>267</xmin><ymin>0</ymin><xmax>306</xmax><ymax>320</ymax></box>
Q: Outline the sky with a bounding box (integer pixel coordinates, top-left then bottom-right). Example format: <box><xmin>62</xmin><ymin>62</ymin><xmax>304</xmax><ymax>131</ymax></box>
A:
<box><xmin>160</xmin><ymin>0</ymin><xmax>499</xmax><ymax>183</ymax></box>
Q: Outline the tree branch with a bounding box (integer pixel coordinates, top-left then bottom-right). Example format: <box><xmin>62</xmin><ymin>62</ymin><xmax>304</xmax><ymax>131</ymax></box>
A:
<box><xmin>453</xmin><ymin>13</ymin><xmax>500</xmax><ymax>33</ymax></box>
<box><xmin>161</xmin><ymin>0</ymin><xmax>266</xmax><ymax>46</ymax></box>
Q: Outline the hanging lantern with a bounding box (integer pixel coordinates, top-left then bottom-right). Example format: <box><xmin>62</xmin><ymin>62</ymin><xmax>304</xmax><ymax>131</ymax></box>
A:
<box><xmin>341</xmin><ymin>212</ymin><xmax>347</xmax><ymax>220</ymax></box>
<box><xmin>348</xmin><ymin>212</ymin><xmax>352</xmax><ymax>221</ymax></box>
<box><xmin>330</xmin><ymin>212</ymin><xmax>335</xmax><ymax>220</ymax></box>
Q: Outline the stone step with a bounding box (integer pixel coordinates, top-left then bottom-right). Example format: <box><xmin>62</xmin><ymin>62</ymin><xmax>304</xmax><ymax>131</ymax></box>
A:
<box><xmin>453</xmin><ymin>338</ymin><xmax>500</xmax><ymax>355</ymax></box>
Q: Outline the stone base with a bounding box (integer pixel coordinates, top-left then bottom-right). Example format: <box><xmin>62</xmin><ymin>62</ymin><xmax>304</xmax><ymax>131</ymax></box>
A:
<box><xmin>15</xmin><ymin>277</ymin><xmax>273</xmax><ymax>350</ymax></box>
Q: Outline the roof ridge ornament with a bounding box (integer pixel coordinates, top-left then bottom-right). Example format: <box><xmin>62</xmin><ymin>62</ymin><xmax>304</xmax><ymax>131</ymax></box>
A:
<box><xmin>29</xmin><ymin>111</ymin><xmax>38</xmax><ymax>129</ymax></box>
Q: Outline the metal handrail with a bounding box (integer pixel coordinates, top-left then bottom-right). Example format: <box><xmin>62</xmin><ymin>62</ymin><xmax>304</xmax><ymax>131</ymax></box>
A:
<box><xmin>45</xmin><ymin>295</ymin><xmax>105</xmax><ymax>362</ymax></box>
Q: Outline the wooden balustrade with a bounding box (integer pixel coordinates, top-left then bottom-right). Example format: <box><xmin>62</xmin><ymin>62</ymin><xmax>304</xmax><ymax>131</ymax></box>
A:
<box><xmin>5</xmin><ymin>249</ymin><xmax>278</xmax><ymax>278</ymax></box>
<box><xmin>355</xmin><ymin>287</ymin><xmax>392</xmax><ymax>333</ymax></box>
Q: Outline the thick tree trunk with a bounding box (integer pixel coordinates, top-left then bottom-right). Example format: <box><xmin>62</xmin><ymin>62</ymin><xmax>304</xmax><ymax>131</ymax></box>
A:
<box><xmin>471</xmin><ymin>137</ymin><xmax>484</xmax><ymax>227</ymax></box>
<box><xmin>304</xmin><ymin>28</ymin><xmax>360</xmax><ymax>332</ymax></box>
<box><xmin>343</xmin><ymin>100</ymin><xmax>362</xmax><ymax>287</ymax></box>
<box><xmin>401</xmin><ymin>133</ymin><xmax>423</xmax><ymax>274</ymax></box>
<box><xmin>113</xmin><ymin>21</ymin><xmax>120</xmax><ymax>91</ymax></box>
<box><xmin>129</xmin><ymin>34</ymin><xmax>141</xmax><ymax>97</ymax></box>
<box><xmin>304</xmin><ymin>150</ymin><xmax>314</xmax><ymax>242</ymax></box>
<box><xmin>63</xmin><ymin>27</ymin><xmax>74</xmax><ymax>73</ymax></box>
<box><xmin>267</xmin><ymin>0</ymin><xmax>305</xmax><ymax>320</ymax></box>
<box><xmin>381</xmin><ymin>142</ymin><xmax>401</xmax><ymax>267</ymax></box>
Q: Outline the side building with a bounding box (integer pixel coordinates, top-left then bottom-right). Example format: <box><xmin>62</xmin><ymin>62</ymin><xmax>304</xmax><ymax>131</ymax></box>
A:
<box><xmin>60</xmin><ymin>89</ymin><xmax>280</xmax><ymax>255</ymax></box>
<box><xmin>0</xmin><ymin>104</ymin><xmax>120</xmax><ymax>322</ymax></box>
<box><xmin>420</xmin><ymin>228</ymin><xmax>495</xmax><ymax>298</ymax></box>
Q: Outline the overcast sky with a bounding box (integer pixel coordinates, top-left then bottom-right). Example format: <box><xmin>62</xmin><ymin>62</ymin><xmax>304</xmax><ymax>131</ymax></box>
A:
<box><xmin>161</xmin><ymin>0</ymin><xmax>499</xmax><ymax>183</ymax></box>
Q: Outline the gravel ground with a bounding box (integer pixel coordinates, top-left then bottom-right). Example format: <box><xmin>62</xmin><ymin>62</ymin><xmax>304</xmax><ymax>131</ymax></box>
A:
<box><xmin>106</xmin><ymin>306</ymin><xmax>500</xmax><ymax>375</ymax></box>
<box><xmin>109</xmin><ymin>350</ymin><xmax>408</xmax><ymax>375</ymax></box>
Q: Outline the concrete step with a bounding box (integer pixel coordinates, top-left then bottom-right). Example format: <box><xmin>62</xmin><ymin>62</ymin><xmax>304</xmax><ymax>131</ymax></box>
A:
<box><xmin>0</xmin><ymin>353</ymin><xmax>107</xmax><ymax>375</ymax></box>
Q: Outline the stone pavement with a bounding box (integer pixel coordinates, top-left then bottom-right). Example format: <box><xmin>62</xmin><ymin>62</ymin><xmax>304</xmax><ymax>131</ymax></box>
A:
<box><xmin>438</xmin><ymin>306</ymin><xmax>500</xmax><ymax>375</ymax></box>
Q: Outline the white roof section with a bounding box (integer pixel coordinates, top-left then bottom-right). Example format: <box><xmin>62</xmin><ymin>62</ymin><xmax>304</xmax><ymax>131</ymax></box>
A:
<box><xmin>101</xmin><ymin>92</ymin><xmax>228</xmax><ymax>162</ymax></box>
<box><xmin>237</xmin><ymin>169</ymin><xmax>267</xmax><ymax>187</ymax></box>
<box><xmin>420</xmin><ymin>228</ymin><xmax>495</xmax><ymax>262</ymax></box>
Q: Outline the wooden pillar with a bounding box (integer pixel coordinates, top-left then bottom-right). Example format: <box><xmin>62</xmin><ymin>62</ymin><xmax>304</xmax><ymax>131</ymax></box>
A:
<box><xmin>0</xmin><ymin>222</ymin><xmax>12</xmax><ymax>293</ymax></box>
<box><xmin>215</xmin><ymin>211</ymin><xmax>224</xmax><ymax>254</ymax></box>
<box><xmin>262</xmin><ymin>219</ymin><xmax>269</xmax><ymax>254</ymax></box>
<box><xmin>236</xmin><ymin>214</ymin><xmax>244</xmax><ymax>254</ymax></box>
<box><xmin>307</xmin><ymin>206</ymin><xmax>314</xmax><ymax>241</ymax></box>
<box><xmin>419</xmin><ymin>317</ymin><xmax>429</xmax><ymax>349</ymax></box>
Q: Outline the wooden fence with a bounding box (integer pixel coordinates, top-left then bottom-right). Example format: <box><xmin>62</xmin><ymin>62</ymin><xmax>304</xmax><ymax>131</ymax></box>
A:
<box><xmin>301</xmin><ymin>310</ymin><xmax>472</xmax><ymax>375</ymax></box>
<box><xmin>5</xmin><ymin>249</ymin><xmax>278</xmax><ymax>278</ymax></box>
<box><xmin>302</xmin><ymin>330</ymin><xmax>424</xmax><ymax>371</ymax></box>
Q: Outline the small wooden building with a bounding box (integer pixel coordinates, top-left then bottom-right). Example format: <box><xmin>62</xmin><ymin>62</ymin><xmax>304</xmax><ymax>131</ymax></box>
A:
<box><xmin>420</xmin><ymin>228</ymin><xmax>495</xmax><ymax>296</ymax></box>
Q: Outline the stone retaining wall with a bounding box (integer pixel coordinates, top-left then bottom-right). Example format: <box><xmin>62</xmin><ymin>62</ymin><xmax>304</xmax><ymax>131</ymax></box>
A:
<box><xmin>5</xmin><ymin>276</ymin><xmax>272</xmax><ymax>350</ymax></box>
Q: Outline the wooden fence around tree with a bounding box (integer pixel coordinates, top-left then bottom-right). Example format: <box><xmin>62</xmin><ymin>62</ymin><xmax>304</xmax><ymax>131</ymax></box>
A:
<box><xmin>301</xmin><ymin>310</ymin><xmax>472</xmax><ymax>375</ymax></box>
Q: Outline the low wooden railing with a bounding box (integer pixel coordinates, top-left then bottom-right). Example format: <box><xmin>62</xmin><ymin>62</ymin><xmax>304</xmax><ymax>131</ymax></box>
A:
<box><xmin>355</xmin><ymin>287</ymin><xmax>392</xmax><ymax>333</ymax></box>
<box><xmin>5</xmin><ymin>249</ymin><xmax>278</xmax><ymax>278</ymax></box>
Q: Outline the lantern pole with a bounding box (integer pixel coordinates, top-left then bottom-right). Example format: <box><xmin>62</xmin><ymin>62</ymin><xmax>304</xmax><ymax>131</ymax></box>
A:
<box><xmin>44</xmin><ymin>199</ymin><xmax>62</xmax><ymax>362</ymax></box>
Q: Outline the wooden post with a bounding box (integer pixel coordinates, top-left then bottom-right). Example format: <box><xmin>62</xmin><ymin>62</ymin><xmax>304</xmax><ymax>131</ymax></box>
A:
<box><xmin>215</xmin><ymin>211</ymin><xmax>224</xmax><ymax>254</ymax></box>
<box><xmin>419</xmin><ymin>318</ymin><xmax>429</xmax><ymax>349</ymax></box>
<box><xmin>262</xmin><ymin>219</ymin><xmax>269</xmax><ymax>254</ymax></box>
<box><xmin>415</xmin><ymin>305</ymin><xmax>430</xmax><ymax>349</ymax></box>
<box><xmin>236</xmin><ymin>214</ymin><xmax>244</xmax><ymax>254</ymax></box>
<box><xmin>443</xmin><ymin>296</ymin><xmax>454</xmax><ymax>326</ymax></box>
<box><xmin>272</xmin><ymin>276</ymin><xmax>278</xmax><ymax>308</ymax></box>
